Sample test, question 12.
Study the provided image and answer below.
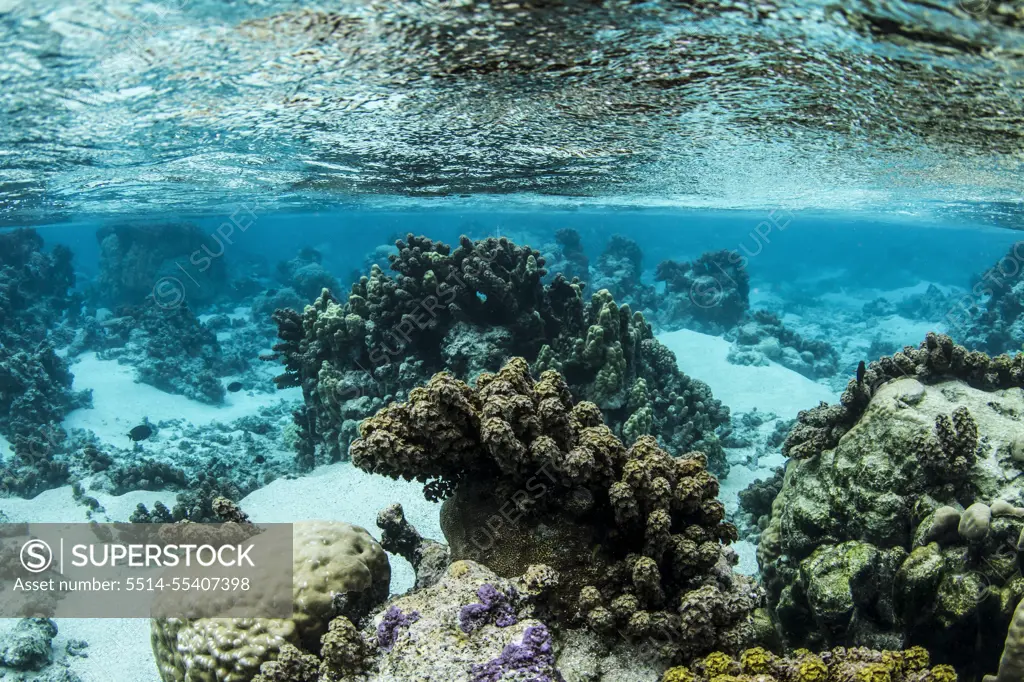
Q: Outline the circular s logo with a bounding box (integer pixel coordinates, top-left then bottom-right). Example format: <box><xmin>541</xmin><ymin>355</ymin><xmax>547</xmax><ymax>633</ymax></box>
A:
<box><xmin>21</xmin><ymin>539</ymin><xmax>53</xmax><ymax>573</ymax></box>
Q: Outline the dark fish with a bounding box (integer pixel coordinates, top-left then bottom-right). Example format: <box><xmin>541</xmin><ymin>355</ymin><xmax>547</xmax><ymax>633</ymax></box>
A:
<box><xmin>227</xmin><ymin>381</ymin><xmax>243</xmax><ymax>392</ymax></box>
<box><xmin>266</xmin><ymin>289</ymin><xmax>278</xmax><ymax>296</ymax></box>
<box><xmin>254</xmin><ymin>455</ymin><xmax>266</xmax><ymax>464</ymax></box>
<box><xmin>856</xmin><ymin>360</ymin><xmax>866</xmax><ymax>385</ymax></box>
<box><xmin>128</xmin><ymin>425</ymin><xmax>152</xmax><ymax>442</ymax></box>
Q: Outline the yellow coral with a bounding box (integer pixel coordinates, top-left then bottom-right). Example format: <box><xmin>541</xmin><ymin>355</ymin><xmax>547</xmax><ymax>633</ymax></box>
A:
<box><xmin>902</xmin><ymin>646</ymin><xmax>930</xmax><ymax>671</ymax></box>
<box><xmin>928</xmin><ymin>665</ymin><xmax>958</xmax><ymax>682</ymax></box>
<box><xmin>661</xmin><ymin>667</ymin><xmax>696</xmax><ymax>682</ymax></box>
<box><xmin>796</xmin><ymin>656</ymin><xmax>828</xmax><ymax>682</ymax></box>
<box><xmin>702</xmin><ymin>651</ymin><xmax>734</xmax><ymax>677</ymax></box>
<box><xmin>854</xmin><ymin>663</ymin><xmax>892</xmax><ymax>682</ymax></box>
<box><xmin>740</xmin><ymin>647</ymin><xmax>774</xmax><ymax>674</ymax></box>
<box><xmin>448</xmin><ymin>561</ymin><xmax>472</xmax><ymax>578</ymax></box>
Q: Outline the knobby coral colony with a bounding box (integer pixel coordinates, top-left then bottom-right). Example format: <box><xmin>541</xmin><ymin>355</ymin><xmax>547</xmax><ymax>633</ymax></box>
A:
<box><xmin>349</xmin><ymin>357</ymin><xmax>760</xmax><ymax>662</ymax></box>
<box><xmin>268</xmin><ymin>234</ymin><xmax>729</xmax><ymax>476</ymax></box>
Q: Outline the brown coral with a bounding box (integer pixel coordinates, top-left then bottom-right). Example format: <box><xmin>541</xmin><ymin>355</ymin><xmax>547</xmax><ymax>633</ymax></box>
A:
<box><xmin>350</xmin><ymin>357</ymin><xmax>758</xmax><ymax>662</ymax></box>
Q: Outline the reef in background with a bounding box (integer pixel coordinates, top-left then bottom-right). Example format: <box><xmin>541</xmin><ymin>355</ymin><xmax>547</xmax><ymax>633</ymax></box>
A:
<box><xmin>0</xmin><ymin>229</ymin><xmax>92</xmax><ymax>497</ymax></box>
<box><xmin>268</xmin><ymin>233</ymin><xmax>729</xmax><ymax>476</ymax></box>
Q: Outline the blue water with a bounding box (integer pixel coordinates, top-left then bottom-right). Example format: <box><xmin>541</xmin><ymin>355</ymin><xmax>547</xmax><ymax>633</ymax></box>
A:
<box><xmin>2</xmin><ymin>0</ymin><xmax>1024</xmax><ymax>679</ymax></box>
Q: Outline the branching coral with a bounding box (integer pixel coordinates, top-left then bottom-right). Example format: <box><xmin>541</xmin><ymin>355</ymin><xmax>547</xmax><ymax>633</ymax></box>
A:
<box><xmin>351</xmin><ymin>358</ymin><xmax>757</xmax><ymax>662</ymax></box>
<box><xmin>269</xmin><ymin>233</ymin><xmax>728</xmax><ymax>473</ymax></box>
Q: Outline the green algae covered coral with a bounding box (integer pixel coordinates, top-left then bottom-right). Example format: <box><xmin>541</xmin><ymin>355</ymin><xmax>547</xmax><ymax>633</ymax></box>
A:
<box><xmin>269</xmin><ymin>233</ymin><xmax>728</xmax><ymax>474</ymax></box>
<box><xmin>351</xmin><ymin>357</ymin><xmax>758</xmax><ymax>662</ymax></box>
<box><xmin>760</xmin><ymin>335</ymin><xmax>1024</xmax><ymax>674</ymax></box>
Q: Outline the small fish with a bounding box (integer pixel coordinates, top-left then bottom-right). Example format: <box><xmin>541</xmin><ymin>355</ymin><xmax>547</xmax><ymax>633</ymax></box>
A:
<box><xmin>266</xmin><ymin>289</ymin><xmax>278</xmax><ymax>296</ymax></box>
<box><xmin>128</xmin><ymin>425</ymin><xmax>153</xmax><ymax>442</ymax></box>
<box><xmin>227</xmin><ymin>381</ymin><xmax>243</xmax><ymax>393</ymax></box>
<box><xmin>856</xmin><ymin>360</ymin><xmax>866</xmax><ymax>385</ymax></box>
<box><xmin>254</xmin><ymin>455</ymin><xmax>266</xmax><ymax>464</ymax></box>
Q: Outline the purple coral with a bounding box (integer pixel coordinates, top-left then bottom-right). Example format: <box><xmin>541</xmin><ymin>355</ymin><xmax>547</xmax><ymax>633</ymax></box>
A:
<box><xmin>376</xmin><ymin>605</ymin><xmax>420</xmax><ymax>651</ymax></box>
<box><xmin>459</xmin><ymin>583</ymin><xmax>519</xmax><ymax>634</ymax></box>
<box><xmin>470</xmin><ymin>624</ymin><xmax>565</xmax><ymax>682</ymax></box>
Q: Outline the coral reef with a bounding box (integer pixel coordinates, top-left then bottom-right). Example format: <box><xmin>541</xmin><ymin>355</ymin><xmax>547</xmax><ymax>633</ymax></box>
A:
<box><xmin>896</xmin><ymin>284</ymin><xmax>958</xmax><ymax>322</ymax></box>
<box><xmin>0</xmin><ymin>229</ymin><xmax>79</xmax><ymax>345</ymax></box>
<box><xmin>759</xmin><ymin>337</ymin><xmax>1024</xmax><ymax>673</ymax></box>
<box><xmin>655</xmin><ymin>250</ymin><xmax>750</xmax><ymax>333</ymax></box>
<box><xmin>276</xmin><ymin>248</ymin><xmax>340</xmax><ymax>302</ymax></box>
<box><xmin>590</xmin><ymin>234</ymin><xmax>655</xmax><ymax>310</ymax></box>
<box><xmin>0</xmin><ymin>344</ymin><xmax>91</xmax><ymax>497</ymax></box>
<box><xmin>94</xmin><ymin>222</ymin><xmax>228</xmax><ymax>307</ymax></box>
<box><xmin>268</xmin><ymin>233</ymin><xmax>727</xmax><ymax>474</ymax></box>
<box><xmin>350</xmin><ymin>358</ymin><xmax>759</xmax><ymax>661</ymax></box>
<box><xmin>660</xmin><ymin>646</ymin><xmax>956</xmax><ymax>682</ymax></box>
<box><xmin>0</xmin><ymin>229</ymin><xmax>91</xmax><ymax>497</ymax></box>
<box><xmin>152</xmin><ymin>521</ymin><xmax>391</xmax><ymax>682</ymax></box>
<box><xmin>961</xmin><ymin>244</ymin><xmax>1024</xmax><ymax>355</ymax></box>
<box><xmin>88</xmin><ymin>303</ymin><xmax>230</xmax><ymax>404</ymax></box>
<box><xmin>783</xmin><ymin>333</ymin><xmax>1024</xmax><ymax>461</ymax></box>
<box><xmin>545</xmin><ymin>228</ymin><xmax>590</xmax><ymax>283</ymax></box>
<box><xmin>727</xmin><ymin>311</ymin><xmax>839</xmax><ymax>379</ymax></box>
<box><xmin>257</xmin><ymin>558</ymin><xmax>672</xmax><ymax>681</ymax></box>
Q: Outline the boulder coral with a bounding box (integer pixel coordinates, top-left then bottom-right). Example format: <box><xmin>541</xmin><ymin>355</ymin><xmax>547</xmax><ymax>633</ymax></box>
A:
<box><xmin>758</xmin><ymin>336</ymin><xmax>1024</xmax><ymax>673</ymax></box>
<box><xmin>350</xmin><ymin>357</ymin><xmax>759</xmax><ymax>662</ymax></box>
<box><xmin>151</xmin><ymin>521</ymin><xmax>390</xmax><ymax>682</ymax></box>
<box><xmin>985</xmin><ymin>597</ymin><xmax>1024</xmax><ymax>682</ymax></box>
<box><xmin>783</xmin><ymin>332</ymin><xmax>1024</xmax><ymax>461</ymax></box>
<box><xmin>268</xmin><ymin>233</ymin><xmax>728</xmax><ymax>475</ymax></box>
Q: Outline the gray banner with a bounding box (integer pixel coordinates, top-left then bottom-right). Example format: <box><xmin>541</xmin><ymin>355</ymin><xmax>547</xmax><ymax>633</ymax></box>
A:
<box><xmin>0</xmin><ymin>523</ymin><xmax>294</xmax><ymax>618</ymax></box>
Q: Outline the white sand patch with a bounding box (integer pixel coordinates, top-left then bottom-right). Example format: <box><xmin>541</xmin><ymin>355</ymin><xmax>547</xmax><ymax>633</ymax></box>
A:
<box><xmin>63</xmin><ymin>352</ymin><xmax>301</xmax><ymax>448</ymax></box>
<box><xmin>241</xmin><ymin>461</ymin><xmax>444</xmax><ymax>596</ymax></box>
<box><xmin>0</xmin><ymin>485</ymin><xmax>166</xmax><ymax>523</ymax></box>
<box><xmin>658</xmin><ymin>328</ymin><xmax>837</xmax><ymax>418</ymax></box>
<box><xmin>52</xmin><ymin>618</ymin><xmax>157</xmax><ymax>682</ymax></box>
